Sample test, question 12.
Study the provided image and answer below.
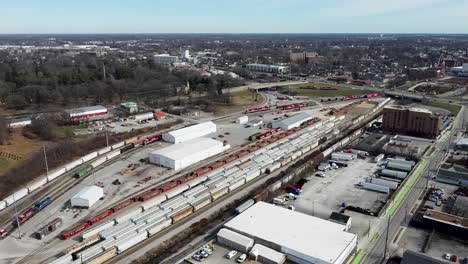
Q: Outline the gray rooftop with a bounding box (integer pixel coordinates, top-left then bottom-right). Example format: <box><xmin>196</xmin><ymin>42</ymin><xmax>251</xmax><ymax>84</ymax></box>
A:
<box><xmin>401</xmin><ymin>250</ymin><xmax>446</xmax><ymax>264</ymax></box>
<box><xmin>275</xmin><ymin>112</ymin><xmax>312</xmax><ymax>126</ymax></box>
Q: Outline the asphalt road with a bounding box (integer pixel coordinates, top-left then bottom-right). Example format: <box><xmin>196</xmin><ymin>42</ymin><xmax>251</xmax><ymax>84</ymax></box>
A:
<box><xmin>362</xmin><ymin>105</ymin><xmax>465</xmax><ymax>264</ymax></box>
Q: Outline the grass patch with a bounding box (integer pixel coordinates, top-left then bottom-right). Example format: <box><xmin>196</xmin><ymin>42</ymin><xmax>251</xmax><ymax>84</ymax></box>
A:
<box><xmin>421</xmin><ymin>101</ymin><xmax>461</xmax><ymax>116</ymax></box>
<box><xmin>214</xmin><ymin>90</ymin><xmax>262</xmax><ymax>116</ymax></box>
<box><xmin>280</xmin><ymin>83</ymin><xmax>374</xmax><ymax>97</ymax></box>
<box><xmin>351</xmin><ymin>250</ymin><xmax>366</xmax><ymax>264</ymax></box>
<box><xmin>0</xmin><ymin>158</ymin><xmax>11</xmax><ymax>175</ymax></box>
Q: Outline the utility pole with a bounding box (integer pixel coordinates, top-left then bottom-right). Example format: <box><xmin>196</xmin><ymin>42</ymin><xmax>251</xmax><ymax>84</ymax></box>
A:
<box><xmin>43</xmin><ymin>145</ymin><xmax>49</xmax><ymax>175</ymax></box>
<box><xmin>105</xmin><ymin>129</ymin><xmax>109</xmax><ymax>147</ymax></box>
<box><xmin>13</xmin><ymin>195</ymin><xmax>22</xmax><ymax>239</ymax></box>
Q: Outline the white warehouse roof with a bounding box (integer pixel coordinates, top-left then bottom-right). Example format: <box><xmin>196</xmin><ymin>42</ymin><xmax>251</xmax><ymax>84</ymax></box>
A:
<box><xmin>250</xmin><ymin>244</ymin><xmax>286</xmax><ymax>264</ymax></box>
<box><xmin>224</xmin><ymin>202</ymin><xmax>357</xmax><ymax>264</ymax></box>
<box><xmin>64</xmin><ymin>105</ymin><xmax>107</xmax><ymax>115</ymax></box>
<box><xmin>162</xmin><ymin>121</ymin><xmax>216</xmax><ymax>144</ymax></box>
<box><xmin>217</xmin><ymin>228</ymin><xmax>255</xmax><ymax>253</ymax></box>
<box><xmin>272</xmin><ymin>113</ymin><xmax>313</xmax><ymax>130</ymax></box>
<box><xmin>149</xmin><ymin>138</ymin><xmax>224</xmax><ymax>170</ymax></box>
<box><xmin>71</xmin><ymin>186</ymin><xmax>104</xmax><ymax>208</ymax></box>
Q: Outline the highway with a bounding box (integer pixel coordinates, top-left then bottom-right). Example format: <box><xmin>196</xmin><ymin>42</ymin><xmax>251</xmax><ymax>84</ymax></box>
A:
<box><xmin>362</xmin><ymin>105</ymin><xmax>465</xmax><ymax>264</ymax></box>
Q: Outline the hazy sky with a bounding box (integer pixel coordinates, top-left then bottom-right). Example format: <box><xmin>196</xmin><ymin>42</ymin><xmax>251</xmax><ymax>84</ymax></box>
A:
<box><xmin>1</xmin><ymin>0</ymin><xmax>467</xmax><ymax>34</ymax></box>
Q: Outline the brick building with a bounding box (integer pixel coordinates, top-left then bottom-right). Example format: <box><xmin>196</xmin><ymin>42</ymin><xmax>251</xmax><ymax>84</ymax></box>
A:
<box><xmin>383</xmin><ymin>106</ymin><xmax>441</xmax><ymax>139</ymax></box>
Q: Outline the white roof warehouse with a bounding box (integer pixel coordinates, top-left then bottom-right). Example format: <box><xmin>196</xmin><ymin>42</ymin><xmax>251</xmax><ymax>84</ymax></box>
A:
<box><xmin>162</xmin><ymin>121</ymin><xmax>216</xmax><ymax>144</ymax></box>
<box><xmin>272</xmin><ymin>113</ymin><xmax>313</xmax><ymax>130</ymax></box>
<box><xmin>223</xmin><ymin>202</ymin><xmax>357</xmax><ymax>264</ymax></box>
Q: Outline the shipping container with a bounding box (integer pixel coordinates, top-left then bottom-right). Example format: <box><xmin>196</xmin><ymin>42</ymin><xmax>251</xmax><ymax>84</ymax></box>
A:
<box><xmin>147</xmin><ymin>218</ymin><xmax>172</xmax><ymax>236</ymax></box>
<box><xmin>111</xmin><ymin>142</ymin><xmax>125</xmax><ymax>150</ymax></box>
<box><xmin>168</xmin><ymin>204</ymin><xmax>193</xmax><ymax>223</ymax></box>
<box><xmin>140</xmin><ymin>194</ymin><xmax>167</xmax><ymax>210</ymax></box>
<box><xmin>105</xmin><ymin>151</ymin><xmax>120</xmax><ymax>160</ymax></box>
<box><xmin>27</xmin><ymin>177</ymin><xmax>48</xmax><ymax>193</ymax></box>
<box><xmin>362</xmin><ymin>182</ymin><xmax>390</xmax><ymax>194</ymax></box>
<box><xmin>84</xmin><ymin>247</ymin><xmax>117</xmax><ymax>264</ymax></box>
<box><xmin>114</xmin><ymin>207</ymin><xmax>143</xmax><ymax>224</ymax></box>
<box><xmin>82</xmin><ymin>220</ymin><xmax>115</xmax><ymax>240</ymax></box>
<box><xmin>210</xmin><ymin>186</ymin><xmax>229</xmax><ymax>201</ymax></box>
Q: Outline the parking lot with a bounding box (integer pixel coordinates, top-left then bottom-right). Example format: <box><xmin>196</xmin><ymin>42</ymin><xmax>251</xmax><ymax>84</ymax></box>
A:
<box><xmin>281</xmin><ymin>157</ymin><xmax>388</xmax><ymax>238</ymax></box>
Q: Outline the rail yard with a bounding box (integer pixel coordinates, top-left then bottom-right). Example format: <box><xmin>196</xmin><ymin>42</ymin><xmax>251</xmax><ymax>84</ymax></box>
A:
<box><xmin>0</xmin><ymin>92</ymin><xmax>393</xmax><ymax>264</ymax></box>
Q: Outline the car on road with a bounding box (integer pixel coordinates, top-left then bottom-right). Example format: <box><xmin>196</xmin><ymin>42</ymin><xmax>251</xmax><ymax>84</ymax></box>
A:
<box><xmin>237</xmin><ymin>254</ymin><xmax>247</xmax><ymax>263</ymax></box>
<box><xmin>226</xmin><ymin>250</ymin><xmax>238</xmax><ymax>259</ymax></box>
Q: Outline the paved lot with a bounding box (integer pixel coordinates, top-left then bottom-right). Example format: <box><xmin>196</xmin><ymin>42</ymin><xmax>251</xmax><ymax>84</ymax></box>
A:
<box><xmin>283</xmin><ymin>158</ymin><xmax>387</xmax><ymax>239</ymax></box>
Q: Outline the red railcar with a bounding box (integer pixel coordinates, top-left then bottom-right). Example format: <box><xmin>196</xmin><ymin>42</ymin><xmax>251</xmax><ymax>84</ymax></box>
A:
<box><xmin>195</xmin><ymin>167</ymin><xmax>211</xmax><ymax>177</ymax></box>
<box><xmin>225</xmin><ymin>156</ymin><xmax>238</xmax><ymax>164</ymax></box>
<box><xmin>237</xmin><ymin>151</ymin><xmax>249</xmax><ymax>158</ymax></box>
<box><xmin>248</xmin><ymin>146</ymin><xmax>260</xmax><ymax>153</ymax></box>
<box><xmin>209</xmin><ymin>161</ymin><xmax>226</xmax><ymax>170</ymax></box>
<box><xmin>160</xmin><ymin>181</ymin><xmax>179</xmax><ymax>192</ymax></box>
<box><xmin>138</xmin><ymin>188</ymin><xmax>163</xmax><ymax>201</ymax></box>
<box><xmin>143</xmin><ymin>134</ymin><xmax>161</xmax><ymax>145</ymax></box>
<box><xmin>367</xmin><ymin>93</ymin><xmax>379</xmax><ymax>98</ymax></box>
<box><xmin>179</xmin><ymin>173</ymin><xmax>197</xmax><ymax>184</ymax></box>
<box><xmin>111</xmin><ymin>199</ymin><xmax>135</xmax><ymax>213</ymax></box>
<box><xmin>89</xmin><ymin>210</ymin><xmax>113</xmax><ymax>225</ymax></box>
<box><xmin>15</xmin><ymin>208</ymin><xmax>36</xmax><ymax>225</ymax></box>
<box><xmin>244</xmin><ymin>106</ymin><xmax>270</xmax><ymax>114</ymax></box>
<box><xmin>62</xmin><ymin>222</ymin><xmax>91</xmax><ymax>240</ymax></box>
<box><xmin>268</xmin><ymin>137</ymin><xmax>280</xmax><ymax>144</ymax></box>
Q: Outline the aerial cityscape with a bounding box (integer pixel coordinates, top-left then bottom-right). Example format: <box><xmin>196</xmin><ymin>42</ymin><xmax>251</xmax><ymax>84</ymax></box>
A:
<box><xmin>0</xmin><ymin>1</ymin><xmax>467</xmax><ymax>264</ymax></box>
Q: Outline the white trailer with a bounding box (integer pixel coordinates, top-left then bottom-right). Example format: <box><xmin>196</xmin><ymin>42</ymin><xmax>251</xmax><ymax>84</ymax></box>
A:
<box><xmin>362</xmin><ymin>182</ymin><xmax>390</xmax><ymax>194</ymax></box>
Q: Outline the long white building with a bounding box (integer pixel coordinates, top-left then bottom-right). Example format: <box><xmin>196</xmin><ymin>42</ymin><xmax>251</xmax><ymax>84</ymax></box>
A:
<box><xmin>223</xmin><ymin>202</ymin><xmax>357</xmax><ymax>264</ymax></box>
<box><xmin>149</xmin><ymin>138</ymin><xmax>224</xmax><ymax>170</ymax></box>
<box><xmin>272</xmin><ymin>113</ymin><xmax>313</xmax><ymax>130</ymax></box>
<box><xmin>162</xmin><ymin>121</ymin><xmax>216</xmax><ymax>144</ymax></box>
<box><xmin>153</xmin><ymin>54</ymin><xmax>178</xmax><ymax>64</ymax></box>
<box><xmin>246</xmin><ymin>63</ymin><xmax>289</xmax><ymax>74</ymax></box>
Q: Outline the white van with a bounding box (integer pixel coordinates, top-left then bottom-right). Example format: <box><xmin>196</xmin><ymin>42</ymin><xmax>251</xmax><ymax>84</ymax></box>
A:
<box><xmin>226</xmin><ymin>250</ymin><xmax>238</xmax><ymax>259</ymax></box>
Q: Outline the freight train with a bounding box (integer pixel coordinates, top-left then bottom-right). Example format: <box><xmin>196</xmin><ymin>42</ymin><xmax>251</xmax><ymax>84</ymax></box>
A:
<box><xmin>12</xmin><ymin>197</ymin><xmax>53</xmax><ymax>227</ymax></box>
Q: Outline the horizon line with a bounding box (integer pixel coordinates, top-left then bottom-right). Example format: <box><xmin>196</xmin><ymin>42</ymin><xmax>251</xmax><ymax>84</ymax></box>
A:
<box><xmin>0</xmin><ymin>32</ymin><xmax>468</xmax><ymax>35</ymax></box>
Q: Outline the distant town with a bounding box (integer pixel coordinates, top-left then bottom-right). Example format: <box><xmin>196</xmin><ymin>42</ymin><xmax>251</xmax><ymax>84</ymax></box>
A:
<box><xmin>0</xmin><ymin>33</ymin><xmax>467</xmax><ymax>264</ymax></box>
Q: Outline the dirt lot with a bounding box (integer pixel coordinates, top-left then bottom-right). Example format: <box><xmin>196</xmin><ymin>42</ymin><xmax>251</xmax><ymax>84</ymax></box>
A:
<box><xmin>0</xmin><ymin>130</ymin><xmax>46</xmax><ymax>174</ymax></box>
<box><xmin>214</xmin><ymin>90</ymin><xmax>265</xmax><ymax>116</ymax></box>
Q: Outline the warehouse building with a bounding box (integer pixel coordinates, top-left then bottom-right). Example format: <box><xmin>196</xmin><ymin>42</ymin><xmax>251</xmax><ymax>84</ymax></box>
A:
<box><xmin>64</xmin><ymin>105</ymin><xmax>107</xmax><ymax>121</ymax></box>
<box><xmin>223</xmin><ymin>202</ymin><xmax>357</xmax><ymax>264</ymax></box>
<box><xmin>153</xmin><ymin>54</ymin><xmax>178</xmax><ymax>64</ymax></box>
<box><xmin>162</xmin><ymin>121</ymin><xmax>217</xmax><ymax>144</ymax></box>
<box><xmin>120</xmin><ymin>102</ymin><xmax>138</xmax><ymax>113</ymax></box>
<box><xmin>70</xmin><ymin>186</ymin><xmax>104</xmax><ymax>208</ymax></box>
<box><xmin>217</xmin><ymin>228</ymin><xmax>254</xmax><ymax>253</ymax></box>
<box><xmin>149</xmin><ymin>138</ymin><xmax>225</xmax><ymax>170</ymax></box>
<box><xmin>246</xmin><ymin>63</ymin><xmax>288</xmax><ymax>74</ymax></box>
<box><xmin>250</xmin><ymin>244</ymin><xmax>286</xmax><ymax>264</ymax></box>
<box><xmin>272</xmin><ymin>113</ymin><xmax>313</xmax><ymax>130</ymax></box>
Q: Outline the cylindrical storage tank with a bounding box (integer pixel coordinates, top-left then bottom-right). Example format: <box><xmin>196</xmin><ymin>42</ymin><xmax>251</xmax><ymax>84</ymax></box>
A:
<box><xmin>46</xmin><ymin>167</ymin><xmax>67</xmax><ymax>182</ymax></box>
<box><xmin>97</xmin><ymin>146</ymin><xmax>112</xmax><ymax>155</ymax></box>
<box><xmin>379</xmin><ymin>169</ymin><xmax>408</xmax><ymax>180</ymax></box>
<box><xmin>114</xmin><ymin>207</ymin><xmax>143</xmax><ymax>224</ymax></box>
<box><xmin>228</xmin><ymin>178</ymin><xmax>246</xmax><ymax>192</ymax></box>
<box><xmin>168</xmin><ymin>204</ymin><xmax>193</xmax><ymax>223</ymax></box>
<box><xmin>140</xmin><ymin>194</ymin><xmax>167</xmax><ymax>211</ymax></box>
<box><xmin>82</xmin><ymin>152</ymin><xmax>98</xmax><ymax>163</ymax></box>
<box><xmin>82</xmin><ymin>220</ymin><xmax>115</xmax><ymax>240</ymax></box>
<box><xmin>105</xmin><ymin>151</ymin><xmax>120</xmax><ymax>160</ymax></box>
<box><xmin>65</xmin><ymin>159</ymin><xmax>83</xmax><ymax>171</ymax></box>
<box><xmin>115</xmin><ymin>231</ymin><xmax>148</xmax><ymax>253</ymax></box>
<box><xmin>191</xmin><ymin>194</ymin><xmax>212</xmax><ymax>211</ymax></box>
<box><xmin>164</xmin><ymin>184</ymin><xmax>189</xmax><ymax>200</ymax></box>
<box><xmin>27</xmin><ymin>177</ymin><xmax>48</xmax><ymax>193</ymax></box>
<box><xmin>210</xmin><ymin>186</ymin><xmax>229</xmax><ymax>201</ymax></box>
<box><xmin>111</xmin><ymin>142</ymin><xmax>125</xmax><ymax>150</ymax></box>
<box><xmin>91</xmin><ymin>156</ymin><xmax>107</xmax><ymax>168</ymax></box>
<box><xmin>85</xmin><ymin>247</ymin><xmax>117</xmax><ymax>264</ymax></box>
<box><xmin>147</xmin><ymin>217</ymin><xmax>172</xmax><ymax>236</ymax></box>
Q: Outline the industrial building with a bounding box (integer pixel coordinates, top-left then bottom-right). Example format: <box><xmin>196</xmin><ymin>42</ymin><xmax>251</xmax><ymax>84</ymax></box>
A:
<box><xmin>329</xmin><ymin>212</ymin><xmax>352</xmax><ymax>232</ymax></box>
<box><xmin>162</xmin><ymin>121</ymin><xmax>216</xmax><ymax>144</ymax></box>
<box><xmin>149</xmin><ymin>138</ymin><xmax>225</xmax><ymax>170</ymax></box>
<box><xmin>246</xmin><ymin>63</ymin><xmax>288</xmax><ymax>74</ymax></box>
<box><xmin>120</xmin><ymin>102</ymin><xmax>138</xmax><ymax>113</ymax></box>
<box><xmin>153</xmin><ymin>54</ymin><xmax>178</xmax><ymax>64</ymax></box>
<box><xmin>217</xmin><ymin>228</ymin><xmax>254</xmax><ymax>253</ymax></box>
<box><xmin>70</xmin><ymin>186</ymin><xmax>104</xmax><ymax>208</ymax></box>
<box><xmin>250</xmin><ymin>244</ymin><xmax>286</xmax><ymax>264</ymax></box>
<box><xmin>64</xmin><ymin>105</ymin><xmax>108</xmax><ymax>121</ymax></box>
<box><xmin>382</xmin><ymin>106</ymin><xmax>441</xmax><ymax>139</ymax></box>
<box><xmin>290</xmin><ymin>52</ymin><xmax>323</xmax><ymax>64</ymax></box>
<box><xmin>223</xmin><ymin>202</ymin><xmax>357</xmax><ymax>264</ymax></box>
<box><xmin>272</xmin><ymin>113</ymin><xmax>313</xmax><ymax>130</ymax></box>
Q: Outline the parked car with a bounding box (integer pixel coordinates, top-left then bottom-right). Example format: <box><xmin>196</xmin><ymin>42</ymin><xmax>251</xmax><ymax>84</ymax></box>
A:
<box><xmin>237</xmin><ymin>254</ymin><xmax>247</xmax><ymax>263</ymax></box>
<box><xmin>199</xmin><ymin>249</ymin><xmax>209</xmax><ymax>258</ymax></box>
<box><xmin>192</xmin><ymin>254</ymin><xmax>204</xmax><ymax>262</ymax></box>
<box><xmin>450</xmin><ymin>255</ymin><xmax>458</xmax><ymax>262</ymax></box>
<box><xmin>0</xmin><ymin>229</ymin><xmax>8</xmax><ymax>238</ymax></box>
<box><xmin>444</xmin><ymin>253</ymin><xmax>451</xmax><ymax>260</ymax></box>
<box><xmin>226</xmin><ymin>250</ymin><xmax>238</xmax><ymax>259</ymax></box>
<box><xmin>461</xmin><ymin>257</ymin><xmax>468</xmax><ymax>264</ymax></box>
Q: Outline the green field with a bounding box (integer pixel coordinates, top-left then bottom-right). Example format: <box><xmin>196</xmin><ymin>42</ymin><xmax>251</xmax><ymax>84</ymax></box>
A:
<box><xmin>280</xmin><ymin>83</ymin><xmax>374</xmax><ymax>97</ymax></box>
<box><xmin>421</xmin><ymin>101</ymin><xmax>461</xmax><ymax>116</ymax></box>
<box><xmin>0</xmin><ymin>158</ymin><xmax>11</xmax><ymax>175</ymax></box>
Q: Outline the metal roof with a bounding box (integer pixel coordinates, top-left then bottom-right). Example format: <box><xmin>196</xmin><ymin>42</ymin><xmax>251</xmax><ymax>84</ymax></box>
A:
<box><xmin>64</xmin><ymin>105</ymin><xmax>107</xmax><ymax>114</ymax></box>
<box><xmin>217</xmin><ymin>228</ymin><xmax>254</xmax><ymax>248</ymax></box>
<box><xmin>273</xmin><ymin>113</ymin><xmax>312</xmax><ymax>127</ymax></box>
<box><xmin>224</xmin><ymin>202</ymin><xmax>357</xmax><ymax>264</ymax></box>
<box><xmin>165</xmin><ymin>121</ymin><xmax>216</xmax><ymax>139</ymax></box>
<box><xmin>150</xmin><ymin>137</ymin><xmax>222</xmax><ymax>160</ymax></box>
<box><xmin>250</xmin><ymin>244</ymin><xmax>286</xmax><ymax>263</ymax></box>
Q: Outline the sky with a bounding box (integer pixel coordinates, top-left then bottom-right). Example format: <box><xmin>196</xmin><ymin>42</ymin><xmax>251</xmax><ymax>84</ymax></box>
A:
<box><xmin>1</xmin><ymin>0</ymin><xmax>467</xmax><ymax>34</ymax></box>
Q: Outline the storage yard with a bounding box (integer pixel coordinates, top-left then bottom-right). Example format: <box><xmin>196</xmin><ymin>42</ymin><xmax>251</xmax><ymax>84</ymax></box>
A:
<box><xmin>0</xmin><ymin>93</ymin><xmax>391</xmax><ymax>264</ymax></box>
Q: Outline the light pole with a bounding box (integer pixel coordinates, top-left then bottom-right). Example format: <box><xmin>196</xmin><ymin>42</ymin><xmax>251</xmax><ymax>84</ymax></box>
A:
<box><xmin>13</xmin><ymin>195</ymin><xmax>22</xmax><ymax>239</ymax></box>
<box><xmin>105</xmin><ymin>128</ymin><xmax>109</xmax><ymax>147</ymax></box>
<box><xmin>43</xmin><ymin>145</ymin><xmax>49</xmax><ymax>175</ymax></box>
